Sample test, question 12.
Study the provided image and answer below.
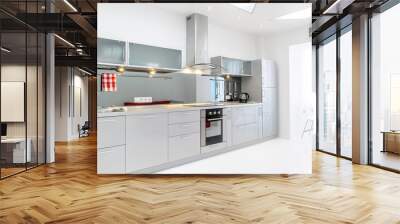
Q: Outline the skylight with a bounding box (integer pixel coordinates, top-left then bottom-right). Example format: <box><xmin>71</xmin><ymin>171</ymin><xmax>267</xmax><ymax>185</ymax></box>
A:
<box><xmin>276</xmin><ymin>8</ymin><xmax>311</xmax><ymax>20</ymax></box>
<box><xmin>230</xmin><ymin>3</ymin><xmax>256</xmax><ymax>14</ymax></box>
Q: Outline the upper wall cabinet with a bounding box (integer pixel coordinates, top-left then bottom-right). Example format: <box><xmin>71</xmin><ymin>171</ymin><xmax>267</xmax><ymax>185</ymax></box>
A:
<box><xmin>129</xmin><ymin>43</ymin><xmax>182</xmax><ymax>70</ymax></box>
<box><xmin>211</xmin><ymin>56</ymin><xmax>252</xmax><ymax>77</ymax></box>
<box><xmin>97</xmin><ymin>38</ymin><xmax>126</xmax><ymax>65</ymax></box>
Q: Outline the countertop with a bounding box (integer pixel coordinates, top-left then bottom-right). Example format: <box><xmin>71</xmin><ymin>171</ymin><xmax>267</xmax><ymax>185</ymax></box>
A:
<box><xmin>98</xmin><ymin>102</ymin><xmax>262</xmax><ymax>117</ymax></box>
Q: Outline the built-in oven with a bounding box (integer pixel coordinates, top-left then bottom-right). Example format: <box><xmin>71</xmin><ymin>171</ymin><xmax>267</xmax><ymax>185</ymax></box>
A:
<box><xmin>201</xmin><ymin>108</ymin><xmax>223</xmax><ymax>146</ymax></box>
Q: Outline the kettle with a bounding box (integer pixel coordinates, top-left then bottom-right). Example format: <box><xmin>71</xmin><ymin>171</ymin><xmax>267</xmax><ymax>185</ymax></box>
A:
<box><xmin>239</xmin><ymin>93</ymin><xmax>249</xmax><ymax>103</ymax></box>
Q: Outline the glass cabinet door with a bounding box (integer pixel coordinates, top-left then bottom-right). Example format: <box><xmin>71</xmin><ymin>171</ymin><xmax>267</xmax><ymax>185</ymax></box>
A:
<box><xmin>129</xmin><ymin>43</ymin><xmax>181</xmax><ymax>69</ymax></box>
<box><xmin>97</xmin><ymin>38</ymin><xmax>126</xmax><ymax>65</ymax></box>
<box><xmin>221</xmin><ymin>57</ymin><xmax>250</xmax><ymax>76</ymax></box>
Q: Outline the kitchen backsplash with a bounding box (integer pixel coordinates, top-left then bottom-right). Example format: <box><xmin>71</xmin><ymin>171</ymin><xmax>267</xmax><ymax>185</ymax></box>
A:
<box><xmin>97</xmin><ymin>70</ymin><xmax>196</xmax><ymax>107</ymax></box>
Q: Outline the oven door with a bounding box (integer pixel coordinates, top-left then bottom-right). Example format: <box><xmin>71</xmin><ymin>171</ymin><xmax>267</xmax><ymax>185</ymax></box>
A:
<box><xmin>205</xmin><ymin>118</ymin><xmax>223</xmax><ymax>145</ymax></box>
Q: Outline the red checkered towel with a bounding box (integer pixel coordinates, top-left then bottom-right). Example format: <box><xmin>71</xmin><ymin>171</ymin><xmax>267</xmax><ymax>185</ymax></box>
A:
<box><xmin>101</xmin><ymin>73</ymin><xmax>117</xmax><ymax>92</ymax></box>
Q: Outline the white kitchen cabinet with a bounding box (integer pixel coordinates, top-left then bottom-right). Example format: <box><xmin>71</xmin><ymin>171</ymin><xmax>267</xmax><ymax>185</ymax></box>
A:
<box><xmin>232</xmin><ymin>123</ymin><xmax>259</xmax><ymax>145</ymax></box>
<box><xmin>242</xmin><ymin>59</ymin><xmax>278</xmax><ymax>139</ymax></box>
<box><xmin>223</xmin><ymin>108</ymin><xmax>232</xmax><ymax>147</ymax></box>
<box><xmin>263</xmin><ymin>88</ymin><xmax>278</xmax><ymax>138</ymax></box>
<box><xmin>232</xmin><ymin>106</ymin><xmax>258</xmax><ymax>126</ymax></box>
<box><xmin>125</xmin><ymin>113</ymin><xmax>168</xmax><ymax>172</ymax></box>
<box><xmin>232</xmin><ymin>106</ymin><xmax>260</xmax><ymax>145</ymax></box>
<box><xmin>97</xmin><ymin>145</ymin><xmax>125</xmax><ymax>174</ymax></box>
<box><xmin>257</xmin><ymin>106</ymin><xmax>263</xmax><ymax>138</ymax></box>
<box><xmin>169</xmin><ymin>133</ymin><xmax>200</xmax><ymax>161</ymax></box>
<box><xmin>169</xmin><ymin>110</ymin><xmax>200</xmax><ymax>124</ymax></box>
<box><xmin>169</xmin><ymin>122</ymin><xmax>200</xmax><ymax>137</ymax></box>
<box><xmin>262</xmin><ymin>60</ymin><xmax>277</xmax><ymax>88</ymax></box>
<box><xmin>98</xmin><ymin>116</ymin><xmax>126</xmax><ymax>149</ymax></box>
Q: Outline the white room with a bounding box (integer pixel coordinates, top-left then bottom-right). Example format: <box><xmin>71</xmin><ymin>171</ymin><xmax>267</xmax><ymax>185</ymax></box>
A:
<box><xmin>97</xmin><ymin>3</ymin><xmax>314</xmax><ymax>174</ymax></box>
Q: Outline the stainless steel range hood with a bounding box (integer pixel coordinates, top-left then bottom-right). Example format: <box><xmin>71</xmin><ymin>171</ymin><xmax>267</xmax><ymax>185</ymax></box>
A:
<box><xmin>185</xmin><ymin>13</ymin><xmax>217</xmax><ymax>74</ymax></box>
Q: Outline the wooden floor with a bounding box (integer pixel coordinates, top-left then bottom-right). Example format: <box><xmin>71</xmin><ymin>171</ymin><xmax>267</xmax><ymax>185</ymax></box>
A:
<box><xmin>1</xmin><ymin>135</ymin><xmax>400</xmax><ymax>223</ymax></box>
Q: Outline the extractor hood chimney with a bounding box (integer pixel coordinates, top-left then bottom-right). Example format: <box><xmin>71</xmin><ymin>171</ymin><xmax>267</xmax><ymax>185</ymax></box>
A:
<box><xmin>185</xmin><ymin>13</ymin><xmax>217</xmax><ymax>73</ymax></box>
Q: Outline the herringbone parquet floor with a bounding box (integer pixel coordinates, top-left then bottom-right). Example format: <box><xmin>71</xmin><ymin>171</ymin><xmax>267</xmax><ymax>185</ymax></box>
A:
<box><xmin>1</xmin><ymin>135</ymin><xmax>400</xmax><ymax>224</ymax></box>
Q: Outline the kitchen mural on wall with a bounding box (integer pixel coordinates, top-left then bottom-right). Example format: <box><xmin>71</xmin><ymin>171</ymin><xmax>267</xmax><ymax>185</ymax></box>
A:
<box><xmin>96</xmin><ymin>3</ymin><xmax>311</xmax><ymax>174</ymax></box>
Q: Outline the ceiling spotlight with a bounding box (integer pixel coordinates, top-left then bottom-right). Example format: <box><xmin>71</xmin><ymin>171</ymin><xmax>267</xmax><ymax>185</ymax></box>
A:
<box><xmin>116</xmin><ymin>66</ymin><xmax>125</xmax><ymax>74</ymax></box>
<box><xmin>149</xmin><ymin>68</ymin><xmax>156</xmax><ymax>75</ymax></box>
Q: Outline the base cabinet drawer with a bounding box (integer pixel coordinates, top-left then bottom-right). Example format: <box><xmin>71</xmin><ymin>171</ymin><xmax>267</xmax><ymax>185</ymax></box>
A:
<box><xmin>169</xmin><ymin>110</ymin><xmax>200</xmax><ymax>124</ymax></box>
<box><xmin>232</xmin><ymin>107</ymin><xmax>258</xmax><ymax>126</ymax></box>
<box><xmin>232</xmin><ymin>123</ymin><xmax>258</xmax><ymax>145</ymax></box>
<box><xmin>169</xmin><ymin>133</ymin><xmax>200</xmax><ymax>161</ymax></box>
<box><xmin>98</xmin><ymin>116</ymin><xmax>125</xmax><ymax>148</ymax></box>
<box><xmin>97</xmin><ymin>145</ymin><xmax>125</xmax><ymax>174</ymax></box>
<box><xmin>169</xmin><ymin>122</ymin><xmax>200</xmax><ymax>137</ymax></box>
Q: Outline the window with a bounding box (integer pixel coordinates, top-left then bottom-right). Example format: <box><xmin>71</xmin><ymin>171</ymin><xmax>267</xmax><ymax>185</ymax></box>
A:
<box><xmin>370</xmin><ymin>2</ymin><xmax>400</xmax><ymax>171</ymax></box>
<box><xmin>339</xmin><ymin>28</ymin><xmax>352</xmax><ymax>158</ymax></box>
<box><xmin>317</xmin><ymin>36</ymin><xmax>337</xmax><ymax>155</ymax></box>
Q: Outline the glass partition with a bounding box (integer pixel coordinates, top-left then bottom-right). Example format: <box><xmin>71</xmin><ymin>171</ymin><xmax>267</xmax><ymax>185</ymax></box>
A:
<box><xmin>317</xmin><ymin>36</ymin><xmax>337</xmax><ymax>155</ymax></box>
<box><xmin>1</xmin><ymin>30</ymin><xmax>28</xmax><ymax>177</ymax></box>
<box><xmin>0</xmin><ymin>1</ymin><xmax>46</xmax><ymax>179</ymax></box>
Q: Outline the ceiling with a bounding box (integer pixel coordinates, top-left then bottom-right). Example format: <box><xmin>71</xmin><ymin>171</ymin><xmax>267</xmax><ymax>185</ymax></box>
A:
<box><xmin>155</xmin><ymin>3</ymin><xmax>311</xmax><ymax>35</ymax></box>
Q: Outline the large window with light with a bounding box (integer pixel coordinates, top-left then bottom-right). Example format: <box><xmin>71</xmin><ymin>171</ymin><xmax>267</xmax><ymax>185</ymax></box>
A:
<box><xmin>316</xmin><ymin>25</ymin><xmax>352</xmax><ymax>159</ymax></box>
<box><xmin>317</xmin><ymin>36</ymin><xmax>337</xmax><ymax>155</ymax></box>
<box><xmin>370</xmin><ymin>2</ymin><xmax>400</xmax><ymax>171</ymax></box>
<box><xmin>339</xmin><ymin>27</ymin><xmax>352</xmax><ymax>158</ymax></box>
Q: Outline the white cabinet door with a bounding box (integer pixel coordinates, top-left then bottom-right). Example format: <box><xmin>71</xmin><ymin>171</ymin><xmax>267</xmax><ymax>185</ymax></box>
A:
<box><xmin>263</xmin><ymin>109</ymin><xmax>276</xmax><ymax>137</ymax></box>
<box><xmin>98</xmin><ymin>116</ymin><xmax>125</xmax><ymax>149</ymax></box>
<box><xmin>263</xmin><ymin>88</ymin><xmax>278</xmax><ymax>138</ymax></box>
<box><xmin>232</xmin><ymin>123</ymin><xmax>259</xmax><ymax>145</ymax></box>
<box><xmin>262</xmin><ymin>60</ymin><xmax>277</xmax><ymax>88</ymax></box>
<box><xmin>232</xmin><ymin>106</ymin><xmax>258</xmax><ymax>126</ymax></box>
<box><xmin>223</xmin><ymin>117</ymin><xmax>232</xmax><ymax>147</ymax></box>
<box><xmin>97</xmin><ymin>146</ymin><xmax>125</xmax><ymax>174</ymax></box>
<box><xmin>258</xmin><ymin>106</ymin><xmax>263</xmax><ymax>138</ymax></box>
<box><xmin>126</xmin><ymin>113</ymin><xmax>168</xmax><ymax>172</ymax></box>
<box><xmin>169</xmin><ymin>133</ymin><xmax>200</xmax><ymax>161</ymax></box>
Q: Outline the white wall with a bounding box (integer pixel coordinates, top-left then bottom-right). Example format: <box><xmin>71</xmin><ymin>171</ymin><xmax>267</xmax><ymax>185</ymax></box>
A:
<box><xmin>55</xmin><ymin>67</ymin><xmax>89</xmax><ymax>141</ymax></box>
<box><xmin>208</xmin><ymin>22</ymin><xmax>258</xmax><ymax>60</ymax></box>
<box><xmin>258</xmin><ymin>27</ymin><xmax>311</xmax><ymax>139</ymax></box>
